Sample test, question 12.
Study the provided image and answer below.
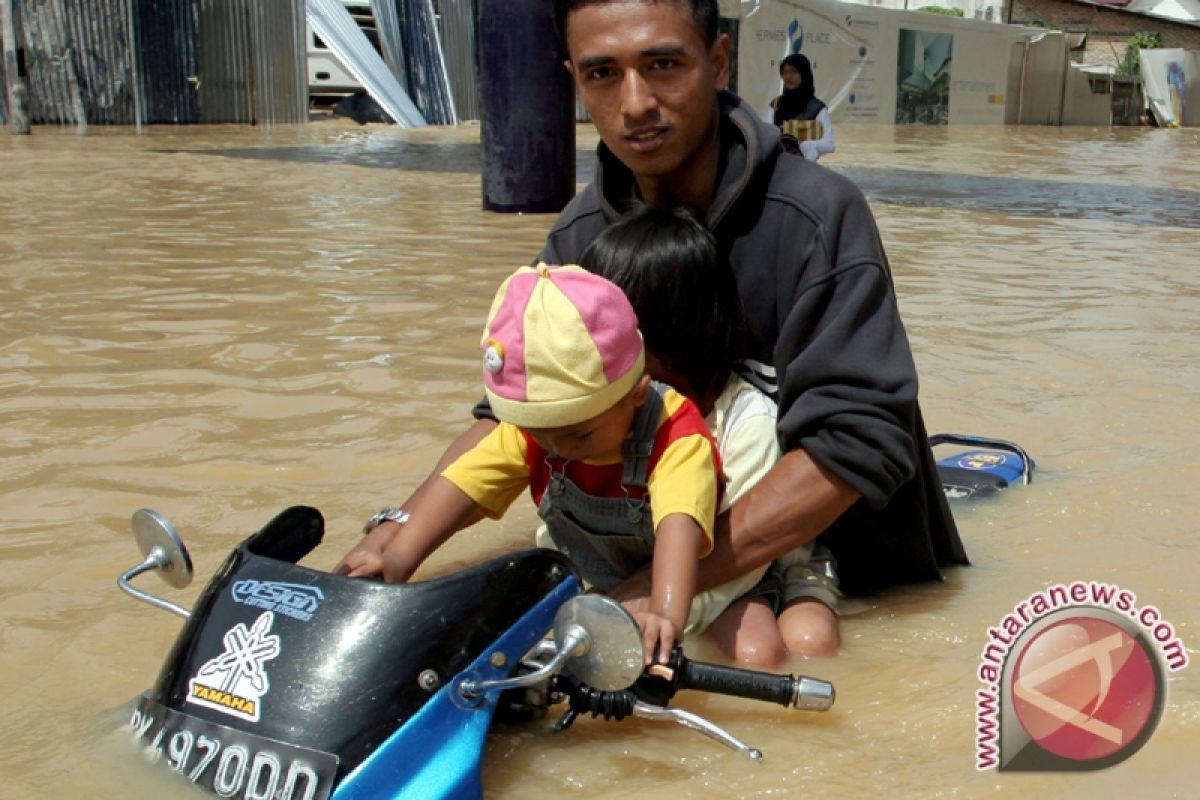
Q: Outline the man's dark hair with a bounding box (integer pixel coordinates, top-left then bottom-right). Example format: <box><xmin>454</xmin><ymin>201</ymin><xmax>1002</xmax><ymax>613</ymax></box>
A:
<box><xmin>578</xmin><ymin>202</ymin><xmax>744</xmax><ymax>399</ymax></box>
<box><xmin>554</xmin><ymin>0</ymin><xmax>720</xmax><ymax>48</ymax></box>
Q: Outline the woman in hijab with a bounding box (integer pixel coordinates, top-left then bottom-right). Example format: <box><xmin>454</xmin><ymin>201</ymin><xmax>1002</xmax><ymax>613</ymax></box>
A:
<box><xmin>769</xmin><ymin>53</ymin><xmax>836</xmax><ymax>162</ymax></box>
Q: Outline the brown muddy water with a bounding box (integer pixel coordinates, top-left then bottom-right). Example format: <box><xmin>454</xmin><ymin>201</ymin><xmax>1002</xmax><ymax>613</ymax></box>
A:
<box><xmin>1</xmin><ymin>119</ymin><xmax>1198</xmax><ymax>799</ymax></box>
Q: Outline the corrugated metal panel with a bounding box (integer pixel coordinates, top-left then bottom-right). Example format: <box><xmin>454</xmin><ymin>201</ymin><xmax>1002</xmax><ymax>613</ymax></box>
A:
<box><xmin>438</xmin><ymin>0</ymin><xmax>478</xmax><ymax>121</ymax></box>
<box><xmin>370</xmin><ymin>0</ymin><xmax>409</xmax><ymax>90</ymax></box>
<box><xmin>134</xmin><ymin>0</ymin><xmax>199</xmax><ymax>124</ymax></box>
<box><xmin>310</xmin><ymin>0</ymin><xmax>424</xmax><ymax>125</ymax></box>
<box><xmin>0</xmin><ymin>7</ymin><xmax>10</xmax><ymax>125</ymax></box>
<box><xmin>370</xmin><ymin>0</ymin><xmax>454</xmax><ymax>124</ymax></box>
<box><xmin>251</xmin><ymin>0</ymin><xmax>307</xmax><ymax>124</ymax></box>
<box><xmin>406</xmin><ymin>0</ymin><xmax>455</xmax><ymax>124</ymax></box>
<box><xmin>17</xmin><ymin>0</ymin><xmax>139</xmax><ymax>125</ymax></box>
<box><xmin>197</xmin><ymin>0</ymin><xmax>251</xmax><ymax>122</ymax></box>
<box><xmin>197</xmin><ymin>0</ymin><xmax>306</xmax><ymax>124</ymax></box>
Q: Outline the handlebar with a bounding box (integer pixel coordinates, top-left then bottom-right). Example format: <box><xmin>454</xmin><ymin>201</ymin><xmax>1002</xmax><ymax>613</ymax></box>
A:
<box><xmin>547</xmin><ymin>648</ymin><xmax>834</xmax><ymax>759</ymax></box>
<box><xmin>552</xmin><ymin>646</ymin><xmax>834</xmax><ymax>721</ymax></box>
<box><xmin>675</xmin><ymin>655</ymin><xmax>835</xmax><ymax>711</ymax></box>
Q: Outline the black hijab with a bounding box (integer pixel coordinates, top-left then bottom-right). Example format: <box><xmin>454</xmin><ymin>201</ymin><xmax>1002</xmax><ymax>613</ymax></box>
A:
<box><xmin>773</xmin><ymin>53</ymin><xmax>823</xmax><ymax>125</ymax></box>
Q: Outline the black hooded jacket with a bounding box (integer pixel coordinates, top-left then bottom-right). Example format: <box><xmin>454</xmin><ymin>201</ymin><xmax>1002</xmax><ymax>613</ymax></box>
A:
<box><xmin>530</xmin><ymin>92</ymin><xmax>966</xmax><ymax>595</ymax></box>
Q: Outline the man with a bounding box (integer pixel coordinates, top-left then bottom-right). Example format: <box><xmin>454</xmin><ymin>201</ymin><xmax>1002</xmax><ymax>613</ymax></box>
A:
<box><xmin>363</xmin><ymin>0</ymin><xmax>966</xmax><ymax>659</ymax></box>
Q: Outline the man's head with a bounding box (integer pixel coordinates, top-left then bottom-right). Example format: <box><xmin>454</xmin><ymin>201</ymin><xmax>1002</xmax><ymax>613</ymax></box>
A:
<box><xmin>580</xmin><ymin>201</ymin><xmax>744</xmax><ymax>402</ymax></box>
<box><xmin>554</xmin><ymin>0</ymin><xmax>720</xmax><ymax>48</ymax></box>
<box><xmin>557</xmin><ymin>1</ymin><xmax>730</xmax><ymax>205</ymax></box>
<box><xmin>481</xmin><ymin>264</ymin><xmax>650</xmax><ymax>458</ymax></box>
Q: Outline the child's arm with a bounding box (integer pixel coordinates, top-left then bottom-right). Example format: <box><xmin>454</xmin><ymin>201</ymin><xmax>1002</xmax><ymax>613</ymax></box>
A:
<box><xmin>333</xmin><ymin>521</ymin><xmax>402</xmax><ymax>578</ymax></box>
<box><xmin>335</xmin><ymin>422</ymin><xmax>531</xmax><ymax>581</ymax></box>
<box><xmin>334</xmin><ymin>477</ymin><xmax>483</xmax><ymax>582</ymax></box>
<box><xmin>378</xmin><ymin>476</ymin><xmax>482</xmax><ymax>582</ymax></box>
<box><xmin>635</xmin><ymin>512</ymin><xmax>702</xmax><ymax>664</ymax></box>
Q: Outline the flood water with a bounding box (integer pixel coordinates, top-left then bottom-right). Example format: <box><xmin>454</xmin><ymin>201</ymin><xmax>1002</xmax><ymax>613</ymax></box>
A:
<box><xmin>1</xmin><ymin>119</ymin><xmax>1198</xmax><ymax>799</ymax></box>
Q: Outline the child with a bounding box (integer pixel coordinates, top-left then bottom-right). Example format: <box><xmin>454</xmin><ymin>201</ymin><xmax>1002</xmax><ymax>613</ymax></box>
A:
<box><xmin>578</xmin><ymin>202</ymin><xmax>841</xmax><ymax>664</ymax></box>
<box><xmin>334</xmin><ymin>263</ymin><xmax>721</xmax><ymax>663</ymax></box>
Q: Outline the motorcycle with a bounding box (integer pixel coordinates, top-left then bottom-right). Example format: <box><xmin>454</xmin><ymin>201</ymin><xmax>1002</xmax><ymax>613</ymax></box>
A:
<box><xmin>931</xmin><ymin>432</ymin><xmax>1034</xmax><ymax>499</ymax></box>
<box><xmin>115</xmin><ymin>433</ymin><xmax>1031</xmax><ymax>799</ymax></box>
<box><xmin>117</xmin><ymin>505</ymin><xmax>837</xmax><ymax>800</ymax></box>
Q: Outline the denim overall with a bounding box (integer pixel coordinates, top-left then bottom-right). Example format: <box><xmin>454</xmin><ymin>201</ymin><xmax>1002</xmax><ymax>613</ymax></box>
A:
<box><xmin>537</xmin><ymin>383</ymin><xmax>666</xmax><ymax>592</ymax></box>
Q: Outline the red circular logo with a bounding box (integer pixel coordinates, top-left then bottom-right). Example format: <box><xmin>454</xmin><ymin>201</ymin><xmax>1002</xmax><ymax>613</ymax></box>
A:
<box><xmin>1012</xmin><ymin>616</ymin><xmax>1157</xmax><ymax>761</ymax></box>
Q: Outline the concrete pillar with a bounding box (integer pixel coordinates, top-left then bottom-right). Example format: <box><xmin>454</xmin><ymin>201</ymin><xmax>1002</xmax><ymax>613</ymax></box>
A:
<box><xmin>478</xmin><ymin>0</ymin><xmax>575</xmax><ymax>213</ymax></box>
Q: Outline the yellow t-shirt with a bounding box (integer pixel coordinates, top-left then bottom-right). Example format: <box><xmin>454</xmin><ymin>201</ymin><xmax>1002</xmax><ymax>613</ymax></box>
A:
<box><xmin>442</xmin><ymin>386</ymin><xmax>718</xmax><ymax>555</ymax></box>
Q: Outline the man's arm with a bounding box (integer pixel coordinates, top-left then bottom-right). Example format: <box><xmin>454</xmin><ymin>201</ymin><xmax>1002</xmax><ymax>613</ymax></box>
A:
<box><xmin>609</xmin><ymin>447</ymin><xmax>859</xmax><ymax>603</ymax></box>
<box><xmin>701</xmin><ymin>447</ymin><xmax>858</xmax><ymax>590</ymax></box>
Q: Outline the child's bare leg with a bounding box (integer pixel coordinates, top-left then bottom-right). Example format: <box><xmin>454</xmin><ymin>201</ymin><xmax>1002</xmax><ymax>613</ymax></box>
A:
<box><xmin>706</xmin><ymin>596</ymin><xmax>788</xmax><ymax>668</ymax></box>
<box><xmin>777</xmin><ymin>598</ymin><xmax>840</xmax><ymax>657</ymax></box>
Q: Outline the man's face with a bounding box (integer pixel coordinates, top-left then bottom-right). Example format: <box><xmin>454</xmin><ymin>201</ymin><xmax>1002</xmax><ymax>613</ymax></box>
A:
<box><xmin>563</xmin><ymin>1</ymin><xmax>729</xmax><ymax>183</ymax></box>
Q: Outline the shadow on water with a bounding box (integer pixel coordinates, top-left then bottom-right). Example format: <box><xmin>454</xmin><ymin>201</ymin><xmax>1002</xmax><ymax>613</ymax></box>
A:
<box><xmin>836</xmin><ymin>166</ymin><xmax>1200</xmax><ymax>229</ymax></box>
<box><xmin>173</xmin><ymin>140</ymin><xmax>1200</xmax><ymax>229</ymax></box>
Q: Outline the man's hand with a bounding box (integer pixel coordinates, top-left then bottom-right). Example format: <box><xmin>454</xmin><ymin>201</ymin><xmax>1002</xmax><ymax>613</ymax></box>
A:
<box><xmin>630</xmin><ymin>609</ymin><xmax>681</xmax><ymax>665</ymax></box>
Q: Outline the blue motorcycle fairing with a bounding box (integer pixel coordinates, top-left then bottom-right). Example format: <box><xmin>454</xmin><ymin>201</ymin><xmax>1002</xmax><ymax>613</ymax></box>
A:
<box><xmin>333</xmin><ymin>575</ymin><xmax>582</xmax><ymax>800</ymax></box>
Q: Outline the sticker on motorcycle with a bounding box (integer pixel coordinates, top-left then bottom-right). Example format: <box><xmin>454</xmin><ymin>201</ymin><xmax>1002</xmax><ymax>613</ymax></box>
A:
<box><xmin>187</xmin><ymin>611</ymin><xmax>281</xmax><ymax>722</ymax></box>
<box><xmin>232</xmin><ymin>579</ymin><xmax>324</xmax><ymax>622</ymax></box>
<box><xmin>958</xmin><ymin>452</ymin><xmax>1008</xmax><ymax>470</ymax></box>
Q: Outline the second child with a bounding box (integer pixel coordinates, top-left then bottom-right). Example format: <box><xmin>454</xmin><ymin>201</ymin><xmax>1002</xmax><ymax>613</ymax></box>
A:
<box><xmin>578</xmin><ymin>203</ymin><xmax>841</xmax><ymax>663</ymax></box>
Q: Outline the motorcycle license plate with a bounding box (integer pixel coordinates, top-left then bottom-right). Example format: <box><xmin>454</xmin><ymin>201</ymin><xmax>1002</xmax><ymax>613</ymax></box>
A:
<box><xmin>129</xmin><ymin>695</ymin><xmax>338</xmax><ymax>800</ymax></box>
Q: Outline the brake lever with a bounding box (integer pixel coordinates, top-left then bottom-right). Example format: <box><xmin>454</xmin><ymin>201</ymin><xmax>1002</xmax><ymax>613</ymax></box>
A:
<box><xmin>631</xmin><ymin>700</ymin><xmax>764</xmax><ymax>761</ymax></box>
<box><xmin>548</xmin><ymin>671</ymin><xmax>765</xmax><ymax>760</ymax></box>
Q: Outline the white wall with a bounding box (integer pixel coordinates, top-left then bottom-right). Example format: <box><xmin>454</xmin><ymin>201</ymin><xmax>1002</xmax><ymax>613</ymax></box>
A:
<box><xmin>738</xmin><ymin>0</ymin><xmax>1038</xmax><ymax>124</ymax></box>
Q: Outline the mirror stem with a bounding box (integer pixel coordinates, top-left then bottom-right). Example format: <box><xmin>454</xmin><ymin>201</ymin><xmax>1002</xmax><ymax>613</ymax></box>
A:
<box><xmin>117</xmin><ymin>547</ymin><xmax>192</xmax><ymax>619</ymax></box>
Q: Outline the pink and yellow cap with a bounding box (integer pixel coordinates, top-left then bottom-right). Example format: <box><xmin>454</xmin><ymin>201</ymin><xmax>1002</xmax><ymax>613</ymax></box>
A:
<box><xmin>481</xmin><ymin>263</ymin><xmax>645</xmax><ymax>428</ymax></box>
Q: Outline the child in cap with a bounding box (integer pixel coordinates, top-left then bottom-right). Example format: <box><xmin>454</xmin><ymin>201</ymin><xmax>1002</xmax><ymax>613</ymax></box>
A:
<box><xmin>334</xmin><ymin>263</ymin><xmax>722</xmax><ymax>663</ymax></box>
<box><xmin>578</xmin><ymin>202</ymin><xmax>841</xmax><ymax>664</ymax></box>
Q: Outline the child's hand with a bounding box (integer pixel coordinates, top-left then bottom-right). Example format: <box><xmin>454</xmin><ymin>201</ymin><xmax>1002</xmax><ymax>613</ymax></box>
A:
<box><xmin>630</xmin><ymin>610</ymin><xmax>681</xmax><ymax>665</ymax></box>
<box><xmin>333</xmin><ymin>548</ymin><xmax>384</xmax><ymax>579</ymax></box>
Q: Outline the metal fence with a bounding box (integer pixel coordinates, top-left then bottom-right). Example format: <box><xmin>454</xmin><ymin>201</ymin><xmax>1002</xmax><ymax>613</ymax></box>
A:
<box><xmin>196</xmin><ymin>0</ymin><xmax>307</xmax><ymax>124</ymax></box>
<box><xmin>1</xmin><ymin>0</ymin><xmax>307</xmax><ymax>127</ymax></box>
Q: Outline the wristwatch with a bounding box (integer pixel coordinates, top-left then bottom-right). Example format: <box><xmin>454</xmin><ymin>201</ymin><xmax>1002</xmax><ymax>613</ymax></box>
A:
<box><xmin>363</xmin><ymin>505</ymin><xmax>410</xmax><ymax>535</ymax></box>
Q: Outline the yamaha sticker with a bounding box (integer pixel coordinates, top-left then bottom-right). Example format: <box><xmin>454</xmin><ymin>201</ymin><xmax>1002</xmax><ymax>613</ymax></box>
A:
<box><xmin>232</xmin><ymin>579</ymin><xmax>324</xmax><ymax>622</ymax></box>
<box><xmin>187</xmin><ymin>611</ymin><xmax>281</xmax><ymax>722</ymax></box>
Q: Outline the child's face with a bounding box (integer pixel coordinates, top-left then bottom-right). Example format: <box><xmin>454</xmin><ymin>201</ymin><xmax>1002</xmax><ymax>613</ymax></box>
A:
<box><xmin>524</xmin><ymin>375</ymin><xmax>651</xmax><ymax>461</ymax></box>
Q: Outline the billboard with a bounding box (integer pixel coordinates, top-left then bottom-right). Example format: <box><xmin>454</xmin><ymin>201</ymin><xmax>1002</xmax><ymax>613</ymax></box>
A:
<box><xmin>738</xmin><ymin>0</ymin><xmax>1036</xmax><ymax>124</ymax></box>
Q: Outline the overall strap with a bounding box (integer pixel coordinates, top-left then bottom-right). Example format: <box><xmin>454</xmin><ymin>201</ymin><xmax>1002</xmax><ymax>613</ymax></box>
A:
<box><xmin>620</xmin><ymin>381</ymin><xmax>665</xmax><ymax>490</ymax></box>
